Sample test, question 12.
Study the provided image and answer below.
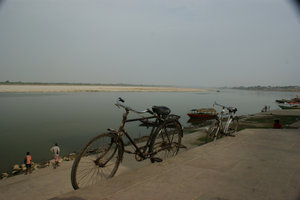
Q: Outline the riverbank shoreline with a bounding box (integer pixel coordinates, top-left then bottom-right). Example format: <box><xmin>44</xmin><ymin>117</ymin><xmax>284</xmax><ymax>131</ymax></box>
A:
<box><xmin>2</xmin><ymin>109</ymin><xmax>299</xmax><ymax>180</ymax></box>
<box><xmin>0</xmin><ymin>84</ymin><xmax>213</xmax><ymax>93</ymax></box>
<box><xmin>0</xmin><ymin>109</ymin><xmax>299</xmax><ymax>200</ymax></box>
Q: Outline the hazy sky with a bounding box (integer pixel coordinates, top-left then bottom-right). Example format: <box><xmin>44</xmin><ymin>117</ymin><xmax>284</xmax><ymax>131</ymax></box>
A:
<box><xmin>0</xmin><ymin>0</ymin><xmax>299</xmax><ymax>87</ymax></box>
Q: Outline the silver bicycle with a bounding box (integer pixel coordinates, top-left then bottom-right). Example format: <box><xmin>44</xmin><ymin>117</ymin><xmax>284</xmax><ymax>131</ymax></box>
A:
<box><xmin>205</xmin><ymin>102</ymin><xmax>239</xmax><ymax>143</ymax></box>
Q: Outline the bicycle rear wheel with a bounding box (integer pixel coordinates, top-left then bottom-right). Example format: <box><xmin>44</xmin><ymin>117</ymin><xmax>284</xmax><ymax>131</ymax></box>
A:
<box><xmin>227</xmin><ymin>117</ymin><xmax>239</xmax><ymax>135</ymax></box>
<box><xmin>149</xmin><ymin>120</ymin><xmax>182</xmax><ymax>162</ymax></box>
<box><xmin>71</xmin><ymin>132</ymin><xmax>123</xmax><ymax>190</ymax></box>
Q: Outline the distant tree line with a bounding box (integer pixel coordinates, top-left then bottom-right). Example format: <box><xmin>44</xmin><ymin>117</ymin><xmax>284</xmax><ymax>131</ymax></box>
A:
<box><xmin>232</xmin><ymin>85</ymin><xmax>300</xmax><ymax>92</ymax></box>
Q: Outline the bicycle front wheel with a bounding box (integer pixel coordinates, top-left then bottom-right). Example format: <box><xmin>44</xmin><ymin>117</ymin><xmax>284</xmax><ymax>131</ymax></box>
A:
<box><xmin>71</xmin><ymin>132</ymin><xmax>123</xmax><ymax>190</ymax></box>
<box><xmin>149</xmin><ymin>120</ymin><xmax>182</xmax><ymax>162</ymax></box>
<box><xmin>227</xmin><ymin>117</ymin><xmax>239</xmax><ymax>135</ymax></box>
<box><xmin>206</xmin><ymin>121</ymin><xmax>220</xmax><ymax>143</ymax></box>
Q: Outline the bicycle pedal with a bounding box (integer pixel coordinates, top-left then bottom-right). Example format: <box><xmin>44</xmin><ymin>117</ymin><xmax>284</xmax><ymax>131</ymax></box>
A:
<box><xmin>151</xmin><ymin>157</ymin><xmax>163</xmax><ymax>163</ymax></box>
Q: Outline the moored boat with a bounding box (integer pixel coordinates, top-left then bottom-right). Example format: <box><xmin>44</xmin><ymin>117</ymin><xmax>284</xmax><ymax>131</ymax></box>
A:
<box><xmin>278</xmin><ymin>103</ymin><xmax>300</xmax><ymax>109</ymax></box>
<box><xmin>187</xmin><ymin>108</ymin><xmax>217</xmax><ymax>119</ymax></box>
<box><xmin>276</xmin><ymin>96</ymin><xmax>300</xmax><ymax>109</ymax></box>
<box><xmin>276</xmin><ymin>96</ymin><xmax>300</xmax><ymax>104</ymax></box>
<box><xmin>275</xmin><ymin>99</ymin><xmax>288</xmax><ymax>104</ymax></box>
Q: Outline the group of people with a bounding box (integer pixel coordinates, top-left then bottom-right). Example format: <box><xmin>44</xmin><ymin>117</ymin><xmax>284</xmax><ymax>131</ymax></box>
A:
<box><xmin>24</xmin><ymin>143</ymin><xmax>61</xmax><ymax>175</ymax></box>
<box><xmin>261</xmin><ymin>105</ymin><xmax>270</xmax><ymax>112</ymax></box>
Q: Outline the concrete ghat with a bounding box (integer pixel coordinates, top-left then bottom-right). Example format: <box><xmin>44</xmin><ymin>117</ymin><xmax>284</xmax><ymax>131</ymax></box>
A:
<box><xmin>51</xmin><ymin>129</ymin><xmax>300</xmax><ymax>200</ymax></box>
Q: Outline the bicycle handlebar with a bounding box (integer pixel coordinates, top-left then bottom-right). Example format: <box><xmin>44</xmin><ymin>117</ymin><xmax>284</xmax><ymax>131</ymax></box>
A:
<box><xmin>115</xmin><ymin>98</ymin><xmax>154</xmax><ymax>115</ymax></box>
<box><xmin>213</xmin><ymin>101</ymin><xmax>237</xmax><ymax>113</ymax></box>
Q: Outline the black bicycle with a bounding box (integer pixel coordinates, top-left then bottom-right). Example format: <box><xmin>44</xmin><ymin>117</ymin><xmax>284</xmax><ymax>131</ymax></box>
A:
<box><xmin>71</xmin><ymin>98</ymin><xmax>183</xmax><ymax>189</ymax></box>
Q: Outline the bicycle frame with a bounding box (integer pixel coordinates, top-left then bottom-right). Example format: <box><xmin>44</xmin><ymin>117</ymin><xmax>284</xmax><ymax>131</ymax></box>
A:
<box><xmin>113</xmin><ymin>99</ymin><xmax>166</xmax><ymax>160</ymax></box>
<box><xmin>214</xmin><ymin>102</ymin><xmax>237</xmax><ymax>136</ymax></box>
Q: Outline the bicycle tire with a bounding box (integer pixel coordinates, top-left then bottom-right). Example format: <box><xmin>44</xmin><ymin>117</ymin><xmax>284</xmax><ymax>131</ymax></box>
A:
<box><xmin>206</xmin><ymin>121</ymin><xmax>220</xmax><ymax>143</ymax></box>
<box><xmin>149</xmin><ymin>120</ymin><xmax>182</xmax><ymax>162</ymax></box>
<box><xmin>227</xmin><ymin>117</ymin><xmax>239</xmax><ymax>135</ymax></box>
<box><xmin>71</xmin><ymin>132</ymin><xmax>123</xmax><ymax>190</ymax></box>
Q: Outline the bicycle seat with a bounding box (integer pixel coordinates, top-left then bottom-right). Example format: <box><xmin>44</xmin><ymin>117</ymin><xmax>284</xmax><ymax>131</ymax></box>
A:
<box><xmin>228</xmin><ymin>107</ymin><xmax>237</xmax><ymax>113</ymax></box>
<box><xmin>152</xmin><ymin>106</ymin><xmax>171</xmax><ymax>116</ymax></box>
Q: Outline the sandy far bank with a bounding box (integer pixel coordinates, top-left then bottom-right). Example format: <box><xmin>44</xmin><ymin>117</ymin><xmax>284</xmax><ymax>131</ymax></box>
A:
<box><xmin>0</xmin><ymin>84</ymin><xmax>213</xmax><ymax>93</ymax></box>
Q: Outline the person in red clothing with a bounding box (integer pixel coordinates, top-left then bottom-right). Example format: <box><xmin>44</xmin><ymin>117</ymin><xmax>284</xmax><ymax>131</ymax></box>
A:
<box><xmin>273</xmin><ymin>119</ymin><xmax>282</xmax><ymax>129</ymax></box>
<box><xmin>24</xmin><ymin>152</ymin><xmax>32</xmax><ymax>175</ymax></box>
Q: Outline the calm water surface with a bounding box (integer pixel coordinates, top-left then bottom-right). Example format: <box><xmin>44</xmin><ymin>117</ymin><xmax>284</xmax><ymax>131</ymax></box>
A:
<box><xmin>0</xmin><ymin>89</ymin><xmax>298</xmax><ymax>173</ymax></box>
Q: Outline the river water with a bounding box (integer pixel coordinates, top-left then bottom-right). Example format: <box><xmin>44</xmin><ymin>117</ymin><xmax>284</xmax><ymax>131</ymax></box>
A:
<box><xmin>0</xmin><ymin>89</ymin><xmax>298</xmax><ymax>173</ymax></box>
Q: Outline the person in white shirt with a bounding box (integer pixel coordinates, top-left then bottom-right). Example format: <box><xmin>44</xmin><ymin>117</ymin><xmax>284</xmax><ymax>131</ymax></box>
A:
<box><xmin>50</xmin><ymin>143</ymin><xmax>60</xmax><ymax>169</ymax></box>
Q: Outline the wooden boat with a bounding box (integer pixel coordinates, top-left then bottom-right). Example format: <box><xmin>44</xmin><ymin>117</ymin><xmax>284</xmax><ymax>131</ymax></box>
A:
<box><xmin>275</xmin><ymin>99</ymin><xmax>288</xmax><ymax>104</ymax></box>
<box><xmin>139</xmin><ymin>119</ymin><xmax>157</xmax><ymax>127</ymax></box>
<box><xmin>278</xmin><ymin>103</ymin><xmax>300</xmax><ymax>109</ymax></box>
<box><xmin>187</xmin><ymin>108</ymin><xmax>217</xmax><ymax>119</ymax></box>
<box><xmin>276</xmin><ymin>96</ymin><xmax>300</xmax><ymax>104</ymax></box>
